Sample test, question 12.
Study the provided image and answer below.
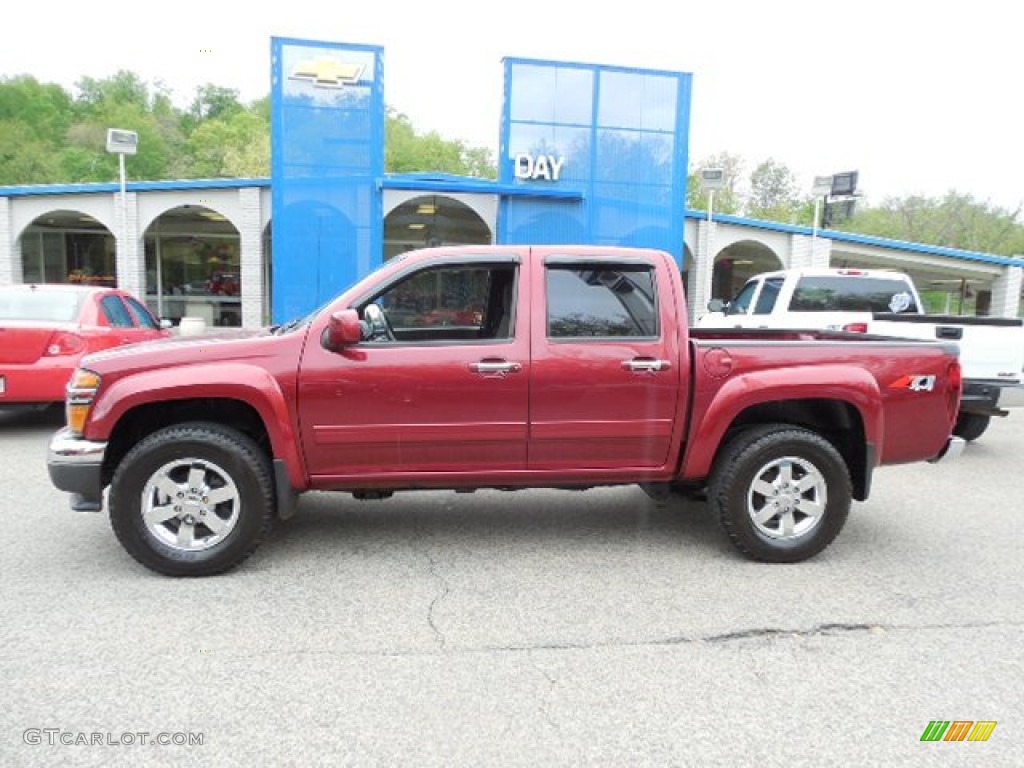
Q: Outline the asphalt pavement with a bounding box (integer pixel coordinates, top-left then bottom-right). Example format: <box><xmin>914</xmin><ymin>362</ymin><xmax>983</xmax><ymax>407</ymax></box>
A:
<box><xmin>0</xmin><ymin>402</ymin><xmax>1021</xmax><ymax>767</ymax></box>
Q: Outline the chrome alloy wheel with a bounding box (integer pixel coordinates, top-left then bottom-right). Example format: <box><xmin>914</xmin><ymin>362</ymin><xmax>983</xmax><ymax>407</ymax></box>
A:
<box><xmin>746</xmin><ymin>455</ymin><xmax>827</xmax><ymax>541</ymax></box>
<box><xmin>141</xmin><ymin>458</ymin><xmax>241</xmax><ymax>551</ymax></box>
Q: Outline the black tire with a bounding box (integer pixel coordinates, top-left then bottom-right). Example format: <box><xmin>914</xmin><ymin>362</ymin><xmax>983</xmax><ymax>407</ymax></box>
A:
<box><xmin>109</xmin><ymin>422</ymin><xmax>274</xmax><ymax>577</ymax></box>
<box><xmin>709</xmin><ymin>424</ymin><xmax>851</xmax><ymax>563</ymax></box>
<box><xmin>953</xmin><ymin>413</ymin><xmax>990</xmax><ymax>442</ymax></box>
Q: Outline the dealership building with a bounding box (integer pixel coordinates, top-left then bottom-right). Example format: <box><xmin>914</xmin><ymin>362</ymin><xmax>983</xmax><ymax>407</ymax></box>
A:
<box><xmin>1</xmin><ymin>38</ymin><xmax>1021</xmax><ymax>326</ymax></box>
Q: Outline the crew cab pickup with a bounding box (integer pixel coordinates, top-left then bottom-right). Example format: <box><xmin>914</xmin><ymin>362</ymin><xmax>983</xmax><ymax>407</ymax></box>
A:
<box><xmin>47</xmin><ymin>246</ymin><xmax>964</xmax><ymax>576</ymax></box>
<box><xmin>697</xmin><ymin>267</ymin><xmax>1024</xmax><ymax>440</ymax></box>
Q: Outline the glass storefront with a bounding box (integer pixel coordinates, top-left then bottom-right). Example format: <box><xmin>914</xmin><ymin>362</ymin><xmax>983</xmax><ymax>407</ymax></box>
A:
<box><xmin>144</xmin><ymin>234</ymin><xmax>241</xmax><ymax>327</ymax></box>
<box><xmin>143</xmin><ymin>207</ymin><xmax>242</xmax><ymax>327</ymax></box>
<box><xmin>21</xmin><ymin>225</ymin><xmax>117</xmax><ymax>286</ymax></box>
<box><xmin>382</xmin><ymin>195</ymin><xmax>491</xmax><ymax>261</ymax></box>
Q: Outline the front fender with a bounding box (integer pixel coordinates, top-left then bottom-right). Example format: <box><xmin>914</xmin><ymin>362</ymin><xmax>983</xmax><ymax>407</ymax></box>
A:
<box><xmin>681</xmin><ymin>364</ymin><xmax>883</xmax><ymax>481</ymax></box>
<box><xmin>86</xmin><ymin>363</ymin><xmax>305</xmax><ymax>489</ymax></box>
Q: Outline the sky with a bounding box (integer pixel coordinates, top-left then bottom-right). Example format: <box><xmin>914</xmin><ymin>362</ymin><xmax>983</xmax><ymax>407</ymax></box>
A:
<box><xmin>1</xmin><ymin>0</ymin><xmax>1020</xmax><ymax>212</ymax></box>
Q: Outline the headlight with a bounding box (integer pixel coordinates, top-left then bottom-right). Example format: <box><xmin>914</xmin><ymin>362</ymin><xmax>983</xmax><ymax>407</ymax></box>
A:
<box><xmin>66</xmin><ymin>368</ymin><xmax>101</xmax><ymax>436</ymax></box>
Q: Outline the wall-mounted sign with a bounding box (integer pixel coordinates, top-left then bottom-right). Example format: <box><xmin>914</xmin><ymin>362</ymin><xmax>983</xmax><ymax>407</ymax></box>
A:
<box><xmin>513</xmin><ymin>153</ymin><xmax>565</xmax><ymax>181</ymax></box>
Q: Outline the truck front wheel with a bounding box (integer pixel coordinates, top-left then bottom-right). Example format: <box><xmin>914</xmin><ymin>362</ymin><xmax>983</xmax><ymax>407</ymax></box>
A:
<box><xmin>109</xmin><ymin>423</ymin><xmax>274</xmax><ymax>576</ymax></box>
<box><xmin>709</xmin><ymin>425</ymin><xmax>851</xmax><ymax>563</ymax></box>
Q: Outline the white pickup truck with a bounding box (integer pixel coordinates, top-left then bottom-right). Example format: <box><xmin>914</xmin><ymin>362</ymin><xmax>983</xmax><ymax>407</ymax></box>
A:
<box><xmin>697</xmin><ymin>267</ymin><xmax>1024</xmax><ymax>440</ymax></box>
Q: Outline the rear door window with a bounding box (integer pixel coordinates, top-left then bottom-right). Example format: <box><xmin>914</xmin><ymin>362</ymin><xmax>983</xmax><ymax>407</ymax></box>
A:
<box><xmin>101</xmin><ymin>295</ymin><xmax>136</xmax><ymax>328</ymax></box>
<box><xmin>753</xmin><ymin>277</ymin><xmax>784</xmax><ymax>315</ymax></box>
<box><xmin>546</xmin><ymin>264</ymin><xmax>658</xmax><ymax>338</ymax></box>
<box><xmin>124</xmin><ymin>296</ymin><xmax>160</xmax><ymax>329</ymax></box>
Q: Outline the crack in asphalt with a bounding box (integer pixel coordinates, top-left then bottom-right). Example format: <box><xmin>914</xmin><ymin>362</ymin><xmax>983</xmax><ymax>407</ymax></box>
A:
<box><xmin>526</xmin><ymin>650</ymin><xmax>560</xmax><ymax>730</ymax></box>
<box><xmin>422</xmin><ymin>549</ymin><xmax>451</xmax><ymax>651</ymax></box>
<box><xmin>233</xmin><ymin>619</ymin><xmax>1021</xmax><ymax>661</ymax></box>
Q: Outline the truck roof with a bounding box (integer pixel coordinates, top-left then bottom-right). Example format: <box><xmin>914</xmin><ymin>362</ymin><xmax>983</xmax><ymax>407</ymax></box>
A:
<box><xmin>750</xmin><ymin>267</ymin><xmax>912</xmax><ymax>281</ymax></box>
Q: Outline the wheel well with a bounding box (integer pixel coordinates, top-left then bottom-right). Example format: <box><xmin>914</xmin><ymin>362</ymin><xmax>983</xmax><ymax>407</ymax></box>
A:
<box><xmin>719</xmin><ymin>399</ymin><xmax>870</xmax><ymax>500</ymax></box>
<box><xmin>101</xmin><ymin>399</ymin><xmax>272</xmax><ymax>487</ymax></box>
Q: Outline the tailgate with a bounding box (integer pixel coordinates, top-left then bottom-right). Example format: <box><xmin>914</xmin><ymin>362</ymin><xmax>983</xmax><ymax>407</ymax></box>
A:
<box><xmin>871</xmin><ymin>314</ymin><xmax>1024</xmax><ymax>383</ymax></box>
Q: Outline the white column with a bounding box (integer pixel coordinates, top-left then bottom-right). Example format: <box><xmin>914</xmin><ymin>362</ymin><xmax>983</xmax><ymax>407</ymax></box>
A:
<box><xmin>0</xmin><ymin>196</ymin><xmax>17</xmax><ymax>284</ymax></box>
<box><xmin>789</xmin><ymin>232</ymin><xmax>832</xmax><ymax>269</ymax></box>
<box><xmin>238</xmin><ymin>187</ymin><xmax>265</xmax><ymax>329</ymax></box>
<box><xmin>115</xmin><ymin>191</ymin><xmax>143</xmax><ymax>298</ymax></box>
<box><xmin>990</xmin><ymin>264</ymin><xmax>1023</xmax><ymax>318</ymax></box>
<box><xmin>688</xmin><ymin>219</ymin><xmax>717</xmax><ymax>323</ymax></box>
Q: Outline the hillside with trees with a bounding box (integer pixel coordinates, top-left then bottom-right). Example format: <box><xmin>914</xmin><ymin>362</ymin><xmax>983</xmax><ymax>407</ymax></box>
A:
<box><xmin>2</xmin><ymin>71</ymin><xmax>1021</xmax><ymax>256</ymax></box>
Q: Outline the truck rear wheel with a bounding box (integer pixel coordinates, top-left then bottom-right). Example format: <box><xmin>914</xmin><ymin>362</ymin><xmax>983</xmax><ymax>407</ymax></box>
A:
<box><xmin>953</xmin><ymin>413</ymin><xmax>990</xmax><ymax>442</ymax></box>
<box><xmin>709</xmin><ymin>425</ymin><xmax>851</xmax><ymax>563</ymax></box>
<box><xmin>109</xmin><ymin>423</ymin><xmax>274</xmax><ymax>577</ymax></box>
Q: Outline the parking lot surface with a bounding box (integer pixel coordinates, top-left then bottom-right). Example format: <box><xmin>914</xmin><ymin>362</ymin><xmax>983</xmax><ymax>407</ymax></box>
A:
<box><xmin>1</xmin><ymin>403</ymin><xmax>1021</xmax><ymax>766</ymax></box>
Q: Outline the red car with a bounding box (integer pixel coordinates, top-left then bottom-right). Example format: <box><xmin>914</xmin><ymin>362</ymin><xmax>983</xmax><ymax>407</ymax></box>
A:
<box><xmin>0</xmin><ymin>284</ymin><xmax>170</xmax><ymax>409</ymax></box>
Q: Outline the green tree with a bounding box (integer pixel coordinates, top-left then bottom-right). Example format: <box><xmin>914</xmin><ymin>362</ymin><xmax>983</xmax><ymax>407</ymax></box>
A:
<box><xmin>74</xmin><ymin>70</ymin><xmax>151</xmax><ymax>111</ymax></box>
<box><xmin>0</xmin><ymin>75</ymin><xmax>73</xmax><ymax>139</ymax></box>
<box><xmin>0</xmin><ymin>120</ymin><xmax>63</xmax><ymax>184</ymax></box>
<box><xmin>746</xmin><ymin>158</ymin><xmax>804</xmax><ymax>223</ymax></box>
<box><xmin>385</xmin><ymin>109</ymin><xmax>495</xmax><ymax>177</ymax></box>
<box><xmin>185</xmin><ymin>110</ymin><xmax>269</xmax><ymax>177</ymax></box>
<box><xmin>841</xmin><ymin>192</ymin><xmax>1024</xmax><ymax>256</ymax></box>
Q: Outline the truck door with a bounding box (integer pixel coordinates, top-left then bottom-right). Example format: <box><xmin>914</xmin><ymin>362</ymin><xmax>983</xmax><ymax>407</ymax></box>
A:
<box><xmin>528</xmin><ymin>252</ymin><xmax>682</xmax><ymax>470</ymax></box>
<box><xmin>297</xmin><ymin>255</ymin><xmax>529</xmax><ymax>478</ymax></box>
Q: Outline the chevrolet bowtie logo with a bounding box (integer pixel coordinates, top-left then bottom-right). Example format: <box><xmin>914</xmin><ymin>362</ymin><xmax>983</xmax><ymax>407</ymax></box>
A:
<box><xmin>290</xmin><ymin>58</ymin><xmax>365</xmax><ymax>88</ymax></box>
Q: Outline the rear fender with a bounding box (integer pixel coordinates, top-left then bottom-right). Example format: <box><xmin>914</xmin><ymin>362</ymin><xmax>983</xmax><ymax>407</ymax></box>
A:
<box><xmin>681</xmin><ymin>364</ymin><xmax>882</xmax><ymax>481</ymax></box>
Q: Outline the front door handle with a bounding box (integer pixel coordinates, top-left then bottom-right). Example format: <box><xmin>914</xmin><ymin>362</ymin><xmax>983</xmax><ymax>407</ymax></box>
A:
<box><xmin>470</xmin><ymin>359</ymin><xmax>522</xmax><ymax>376</ymax></box>
<box><xmin>621</xmin><ymin>358</ymin><xmax>671</xmax><ymax>373</ymax></box>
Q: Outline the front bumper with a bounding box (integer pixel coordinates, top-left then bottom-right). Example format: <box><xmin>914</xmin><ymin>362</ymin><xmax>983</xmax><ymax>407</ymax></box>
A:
<box><xmin>47</xmin><ymin>427</ymin><xmax>107</xmax><ymax>507</ymax></box>
<box><xmin>929</xmin><ymin>435</ymin><xmax>966</xmax><ymax>464</ymax></box>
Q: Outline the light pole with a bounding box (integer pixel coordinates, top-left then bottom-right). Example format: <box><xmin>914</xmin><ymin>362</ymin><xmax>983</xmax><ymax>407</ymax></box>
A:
<box><xmin>105</xmin><ymin>128</ymin><xmax>140</xmax><ymax>300</ymax></box>
<box><xmin>810</xmin><ymin>175</ymin><xmax>833</xmax><ymax>262</ymax></box>
<box><xmin>700</xmin><ymin>168</ymin><xmax>726</xmax><ymax>301</ymax></box>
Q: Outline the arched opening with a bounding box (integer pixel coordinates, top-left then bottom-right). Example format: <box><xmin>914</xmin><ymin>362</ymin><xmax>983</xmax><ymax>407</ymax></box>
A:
<box><xmin>712</xmin><ymin>240</ymin><xmax>783</xmax><ymax>299</ymax></box>
<box><xmin>19</xmin><ymin>210</ymin><xmax>115</xmax><ymax>286</ymax></box>
<box><xmin>383</xmin><ymin>195</ymin><xmax>491</xmax><ymax>260</ymax></box>
<box><xmin>143</xmin><ymin>205</ymin><xmax>241</xmax><ymax>327</ymax></box>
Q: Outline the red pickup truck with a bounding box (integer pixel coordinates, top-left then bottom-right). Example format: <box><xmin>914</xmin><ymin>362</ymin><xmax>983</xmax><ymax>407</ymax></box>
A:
<box><xmin>47</xmin><ymin>245</ymin><xmax>964</xmax><ymax>576</ymax></box>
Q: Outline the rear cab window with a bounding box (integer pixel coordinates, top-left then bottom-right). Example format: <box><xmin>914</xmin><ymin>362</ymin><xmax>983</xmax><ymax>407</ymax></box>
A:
<box><xmin>790</xmin><ymin>275</ymin><xmax>919</xmax><ymax>313</ymax></box>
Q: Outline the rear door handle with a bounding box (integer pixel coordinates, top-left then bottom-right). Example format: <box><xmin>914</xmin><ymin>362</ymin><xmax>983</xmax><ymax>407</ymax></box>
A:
<box><xmin>621</xmin><ymin>358</ymin><xmax>671</xmax><ymax>373</ymax></box>
<box><xmin>470</xmin><ymin>359</ymin><xmax>522</xmax><ymax>376</ymax></box>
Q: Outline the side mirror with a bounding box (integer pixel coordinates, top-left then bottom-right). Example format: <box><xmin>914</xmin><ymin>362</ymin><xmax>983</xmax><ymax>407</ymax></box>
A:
<box><xmin>159</xmin><ymin>318</ymin><xmax>174</xmax><ymax>330</ymax></box>
<box><xmin>325</xmin><ymin>309</ymin><xmax>363</xmax><ymax>349</ymax></box>
<box><xmin>707</xmin><ymin>298</ymin><xmax>726</xmax><ymax>313</ymax></box>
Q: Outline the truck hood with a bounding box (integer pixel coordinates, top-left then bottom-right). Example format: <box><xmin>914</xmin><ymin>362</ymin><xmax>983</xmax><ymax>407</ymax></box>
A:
<box><xmin>80</xmin><ymin>327</ymin><xmax>304</xmax><ymax>377</ymax></box>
